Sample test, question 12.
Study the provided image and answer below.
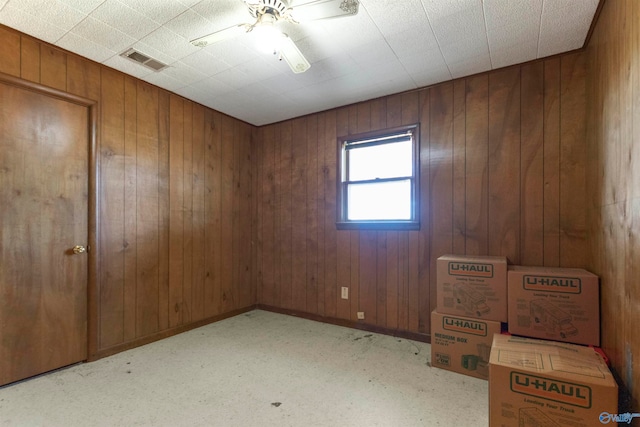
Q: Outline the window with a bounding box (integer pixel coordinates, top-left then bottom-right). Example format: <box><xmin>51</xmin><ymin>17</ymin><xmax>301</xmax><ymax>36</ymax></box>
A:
<box><xmin>337</xmin><ymin>124</ymin><xmax>420</xmax><ymax>230</ymax></box>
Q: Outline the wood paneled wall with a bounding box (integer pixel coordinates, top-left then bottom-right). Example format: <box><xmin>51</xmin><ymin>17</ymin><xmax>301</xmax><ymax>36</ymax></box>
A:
<box><xmin>586</xmin><ymin>0</ymin><xmax>639</xmax><ymax>408</ymax></box>
<box><xmin>0</xmin><ymin>26</ymin><xmax>255</xmax><ymax>357</ymax></box>
<box><xmin>254</xmin><ymin>53</ymin><xmax>588</xmax><ymax>337</ymax></box>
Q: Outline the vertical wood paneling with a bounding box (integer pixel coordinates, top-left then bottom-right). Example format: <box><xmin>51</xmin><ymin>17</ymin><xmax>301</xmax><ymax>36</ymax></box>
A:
<box><xmin>255</xmin><ymin>54</ymin><xmax>590</xmax><ymax>342</ymax></box>
<box><xmin>559</xmin><ymin>53</ymin><xmax>587</xmax><ymax>268</ymax></box>
<box><xmin>168</xmin><ymin>95</ymin><xmax>184</xmax><ymax>327</ymax></box>
<box><xmin>279</xmin><ymin>122</ymin><xmax>293</xmax><ymax>309</ymax></box>
<box><xmin>220</xmin><ymin>115</ymin><xmax>235</xmax><ymax>312</ymax></box>
<box><xmin>586</xmin><ymin>0</ymin><xmax>639</xmax><ymax>406</ymax></box>
<box><xmin>0</xmin><ymin>26</ymin><xmax>20</xmax><ymax>77</ymax></box>
<box><xmin>0</xmin><ymin>28</ymin><xmax>255</xmax><ymax>358</ymax></box>
<box><xmin>323</xmin><ymin>111</ymin><xmax>338</xmax><ymax>319</ymax></box>
<box><xmin>270</xmin><ymin>123</ymin><xmax>282</xmax><ymax>309</ymax></box>
<box><xmin>316</xmin><ymin>113</ymin><xmax>327</xmax><ymax>316</ymax></box>
<box><xmin>191</xmin><ymin>104</ymin><xmax>206</xmax><ymax>323</ymax></box>
<box><xmin>520</xmin><ymin>62</ymin><xmax>545</xmax><ymax>266</ymax></box>
<box><xmin>67</xmin><ymin>55</ymin><xmax>100</xmax><ymax>100</ymax></box>
<box><xmin>291</xmin><ymin>117</ymin><xmax>308</xmax><ymax>312</ymax></box>
<box><xmin>40</xmin><ymin>46</ymin><xmax>66</xmax><ymax>91</ymax></box>
<box><xmin>452</xmin><ymin>80</ymin><xmax>466</xmax><ymax>255</ymax></box>
<box><xmin>543</xmin><ymin>59</ymin><xmax>561</xmax><ymax>267</ymax></box>
<box><xmin>417</xmin><ymin>88</ymin><xmax>431</xmax><ymax>331</ymax></box>
<box><xmin>122</xmin><ymin>76</ymin><xmax>138</xmax><ymax>342</ymax></box>
<box><xmin>20</xmin><ymin>37</ymin><xmax>40</xmax><ymax>83</ymax></box>
<box><xmin>99</xmin><ymin>69</ymin><xmax>125</xmax><ymax>349</ymax></box>
<box><xmin>465</xmin><ymin>75</ymin><xmax>489</xmax><ymax>255</ymax></box>
<box><xmin>157</xmin><ymin>91</ymin><xmax>170</xmax><ymax>332</ymax></box>
<box><xmin>429</xmin><ymin>83</ymin><xmax>454</xmax><ymax>315</ymax></box>
<box><xmin>335</xmin><ymin>108</ymin><xmax>350</xmax><ymax>320</ymax></box>
<box><xmin>306</xmin><ymin>115</ymin><xmax>319</xmax><ymax>315</ymax></box>
<box><xmin>260</xmin><ymin>125</ymin><xmax>276</xmax><ymax>307</ymax></box>
<box><xmin>182</xmin><ymin>102</ymin><xmax>193</xmax><ymax>322</ymax></box>
<box><xmin>488</xmin><ymin>68</ymin><xmax>521</xmax><ymax>262</ymax></box>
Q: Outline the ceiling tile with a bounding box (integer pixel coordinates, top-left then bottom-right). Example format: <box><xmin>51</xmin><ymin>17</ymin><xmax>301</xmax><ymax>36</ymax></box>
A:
<box><xmin>90</xmin><ymin>0</ymin><xmax>160</xmax><ymax>40</ymax></box>
<box><xmin>483</xmin><ymin>0</ymin><xmax>543</xmax><ymax>29</ymax></box>
<box><xmin>121</xmin><ymin>0</ymin><xmax>190</xmax><ymax>25</ymax></box>
<box><xmin>441</xmin><ymin>36</ymin><xmax>489</xmax><ymax>64</ymax></box>
<box><xmin>538</xmin><ymin>2</ymin><xmax>597</xmax><ymax>57</ymax></box>
<box><xmin>0</xmin><ymin>3</ymin><xmax>67</xmax><ymax>43</ymax></box>
<box><xmin>5</xmin><ymin>0</ymin><xmax>87</xmax><ymax>32</ymax></box>
<box><xmin>448</xmin><ymin>53</ymin><xmax>492</xmax><ymax>79</ymax></box>
<box><xmin>363</xmin><ymin>0</ymin><xmax>429</xmax><ymax>35</ymax></box>
<box><xmin>491</xmin><ymin>43</ymin><xmax>538</xmax><ymax>69</ymax></box>
<box><xmin>162</xmin><ymin>7</ymin><xmax>214</xmax><ymax>41</ymax></box>
<box><xmin>180</xmin><ymin>49</ymin><xmax>232</xmax><ymax>76</ymax></box>
<box><xmin>190</xmin><ymin>0</ymin><xmax>250</xmax><ymax>32</ymax></box>
<box><xmin>138</xmin><ymin>26</ymin><xmax>199</xmax><ymax>61</ymax></box>
<box><xmin>318</xmin><ymin>7</ymin><xmax>382</xmax><ymax>51</ymax></box>
<box><xmin>0</xmin><ymin>0</ymin><xmax>599</xmax><ymax>126</ymax></box>
<box><xmin>487</xmin><ymin>20</ymin><xmax>539</xmax><ymax>52</ymax></box>
<box><xmin>57</xmin><ymin>31</ymin><xmax>118</xmax><ymax>63</ymax></box>
<box><xmin>162</xmin><ymin>62</ymin><xmax>209</xmax><ymax>86</ymax></box>
<box><xmin>70</xmin><ymin>15</ymin><xmax>138</xmax><ymax>53</ymax></box>
<box><xmin>429</xmin><ymin>4</ymin><xmax>486</xmax><ymax>47</ymax></box>
<box><xmin>142</xmin><ymin>71</ymin><xmax>184</xmax><ymax>92</ymax></box>
<box><xmin>57</xmin><ymin>0</ymin><xmax>104</xmax><ymax>14</ymax></box>
<box><xmin>421</xmin><ymin>0</ymin><xmax>481</xmax><ymax>20</ymax></box>
<box><xmin>385</xmin><ymin>26</ymin><xmax>440</xmax><ymax>60</ymax></box>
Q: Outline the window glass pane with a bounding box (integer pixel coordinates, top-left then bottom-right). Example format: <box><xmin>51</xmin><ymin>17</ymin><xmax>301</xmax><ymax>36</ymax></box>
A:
<box><xmin>348</xmin><ymin>140</ymin><xmax>412</xmax><ymax>181</ymax></box>
<box><xmin>347</xmin><ymin>180</ymin><xmax>411</xmax><ymax>220</ymax></box>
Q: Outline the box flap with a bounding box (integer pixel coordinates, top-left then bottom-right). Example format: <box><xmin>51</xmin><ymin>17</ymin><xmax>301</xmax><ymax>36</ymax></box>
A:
<box><xmin>489</xmin><ymin>334</ymin><xmax>616</xmax><ymax>387</ymax></box>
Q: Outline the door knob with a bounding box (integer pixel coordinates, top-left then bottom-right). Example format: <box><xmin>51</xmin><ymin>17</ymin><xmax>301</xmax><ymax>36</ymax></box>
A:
<box><xmin>72</xmin><ymin>245</ymin><xmax>86</xmax><ymax>254</ymax></box>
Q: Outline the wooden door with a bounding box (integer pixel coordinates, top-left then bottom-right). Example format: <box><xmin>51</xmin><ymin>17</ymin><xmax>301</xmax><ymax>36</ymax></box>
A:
<box><xmin>0</xmin><ymin>78</ymin><xmax>90</xmax><ymax>386</ymax></box>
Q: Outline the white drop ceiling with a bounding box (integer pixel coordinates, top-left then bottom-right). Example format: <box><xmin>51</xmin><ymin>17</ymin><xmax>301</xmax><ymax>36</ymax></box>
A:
<box><xmin>0</xmin><ymin>0</ymin><xmax>599</xmax><ymax>126</ymax></box>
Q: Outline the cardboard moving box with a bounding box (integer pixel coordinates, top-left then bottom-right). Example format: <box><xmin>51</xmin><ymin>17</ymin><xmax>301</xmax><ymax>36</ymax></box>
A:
<box><xmin>507</xmin><ymin>266</ymin><xmax>600</xmax><ymax>346</ymax></box>
<box><xmin>430</xmin><ymin>310</ymin><xmax>502</xmax><ymax>380</ymax></box>
<box><xmin>436</xmin><ymin>255</ymin><xmax>508</xmax><ymax>322</ymax></box>
<box><xmin>489</xmin><ymin>334</ymin><xmax>617</xmax><ymax>427</ymax></box>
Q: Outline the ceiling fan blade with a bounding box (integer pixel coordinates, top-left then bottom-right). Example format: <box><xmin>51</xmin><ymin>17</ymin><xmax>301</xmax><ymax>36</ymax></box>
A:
<box><xmin>290</xmin><ymin>0</ymin><xmax>359</xmax><ymax>22</ymax></box>
<box><xmin>279</xmin><ymin>36</ymin><xmax>311</xmax><ymax>73</ymax></box>
<box><xmin>190</xmin><ymin>24</ymin><xmax>250</xmax><ymax>47</ymax></box>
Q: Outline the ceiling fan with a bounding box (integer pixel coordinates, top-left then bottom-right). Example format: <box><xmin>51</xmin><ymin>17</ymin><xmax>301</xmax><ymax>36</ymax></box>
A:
<box><xmin>190</xmin><ymin>0</ymin><xmax>360</xmax><ymax>73</ymax></box>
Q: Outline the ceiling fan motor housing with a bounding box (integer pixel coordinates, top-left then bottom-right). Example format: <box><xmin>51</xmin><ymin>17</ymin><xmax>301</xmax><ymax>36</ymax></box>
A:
<box><xmin>249</xmin><ymin>0</ymin><xmax>290</xmax><ymax>20</ymax></box>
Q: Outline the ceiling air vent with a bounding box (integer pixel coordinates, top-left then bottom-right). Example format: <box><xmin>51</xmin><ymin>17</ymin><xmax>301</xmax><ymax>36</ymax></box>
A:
<box><xmin>120</xmin><ymin>48</ymin><xmax>168</xmax><ymax>71</ymax></box>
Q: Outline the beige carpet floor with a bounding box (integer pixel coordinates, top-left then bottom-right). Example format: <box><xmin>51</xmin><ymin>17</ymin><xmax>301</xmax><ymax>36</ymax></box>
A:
<box><xmin>0</xmin><ymin>310</ymin><xmax>488</xmax><ymax>426</ymax></box>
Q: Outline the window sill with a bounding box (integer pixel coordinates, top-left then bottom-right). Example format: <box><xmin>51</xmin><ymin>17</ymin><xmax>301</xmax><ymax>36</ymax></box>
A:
<box><xmin>336</xmin><ymin>221</ymin><xmax>420</xmax><ymax>231</ymax></box>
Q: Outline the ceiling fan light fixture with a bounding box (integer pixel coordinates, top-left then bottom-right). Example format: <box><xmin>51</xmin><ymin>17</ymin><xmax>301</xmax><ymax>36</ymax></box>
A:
<box><xmin>252</xmin><ymin>15</ymin><xmax>285</xmax><ymax>53</ymax></box>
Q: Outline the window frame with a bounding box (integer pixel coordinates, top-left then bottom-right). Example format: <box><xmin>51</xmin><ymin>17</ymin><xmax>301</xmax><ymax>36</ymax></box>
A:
<box><xmin>336</xmin><ymin>123</ymin><xmax>420</xmax><ymax>230</ymax></box>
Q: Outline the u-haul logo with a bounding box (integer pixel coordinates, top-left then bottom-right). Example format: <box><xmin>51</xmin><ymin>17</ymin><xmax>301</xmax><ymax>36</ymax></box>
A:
<box><xmin>448</xmin><ymin>262</ymin><xmax>493</xmax><ymax>278</ymax></box>
<box><xmin>442</xmin><ymin>316</ymin><xmax>488</xmax><ymax>336</ymax></box>
<box><xmin>523</xmin><ymin>275</ymin><xmax>582</xmax><ymax>294</ymax></box>
<box><xmin>510</xmin><ymin>372</ymin><xmax>591</xmax><ymax>408</ymax></box>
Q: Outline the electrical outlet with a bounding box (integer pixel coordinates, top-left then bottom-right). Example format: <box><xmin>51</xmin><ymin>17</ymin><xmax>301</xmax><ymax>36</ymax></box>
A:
<box><xmin>357</xmin><ymin>311</ymin><xmax>365</xmax><ymax>320</ymax></box>
<box><xmin>341</xmin><ymin>287</ymin><xmax>349</xmax><ymax>299</ymax></box>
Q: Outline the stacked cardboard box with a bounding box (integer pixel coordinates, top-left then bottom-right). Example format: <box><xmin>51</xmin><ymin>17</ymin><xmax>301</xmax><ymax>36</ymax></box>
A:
<box><xmin>489</xmin><ymin>334</ymin><xmax>617</xmax><ymax>426</ymax></box>
<box><xmin>507</xmin><ymin>266</ymin><xmax>600</xmax><ymax>346</ymax></box>
<box><xmin>431</xmin><ymin>255</ymin><xmax>508</xmax><ymax>380</ymax></box>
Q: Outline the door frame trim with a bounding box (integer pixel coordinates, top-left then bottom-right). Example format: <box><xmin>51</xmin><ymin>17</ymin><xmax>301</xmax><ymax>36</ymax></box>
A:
<box><xmin>0</xmin><ymin>71</ymin><xmax>100</xmax><ymax>362</ymax></box>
